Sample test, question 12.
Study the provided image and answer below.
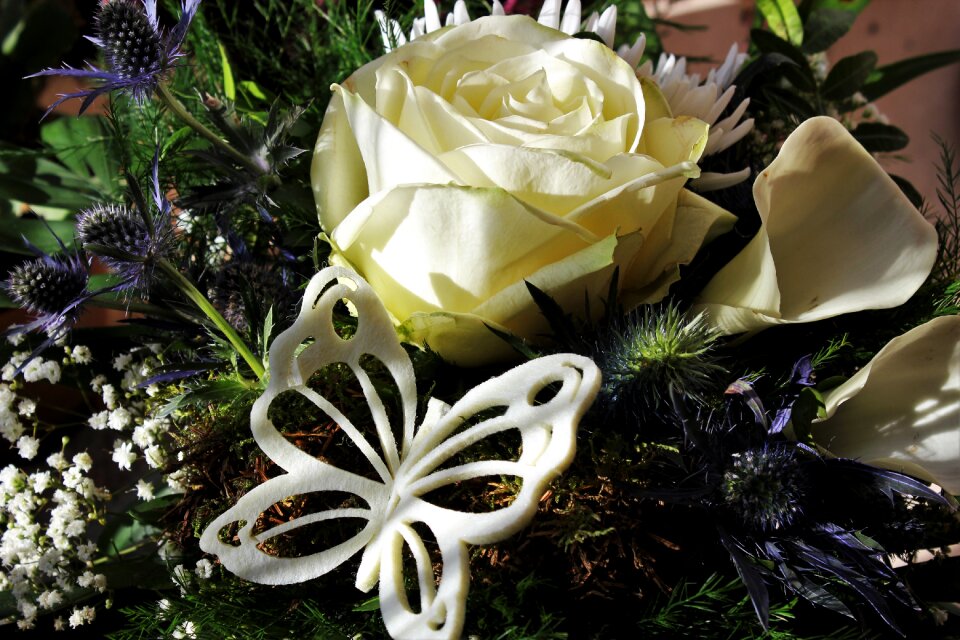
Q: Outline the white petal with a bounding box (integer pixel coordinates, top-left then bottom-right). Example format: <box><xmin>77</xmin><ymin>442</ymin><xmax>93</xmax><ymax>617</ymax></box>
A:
<box><xmin>331</xmin><ymin>185</ymin><xmax>595</xmax><ymax>320</ymax></box>
<box><xmin>617</xmin><ymin>34</ymin><xmax>646</xmax><ymax>69</ymax></box>
<box><xmin>812</xmin><ymin>316</ymin><xmax>960</xmax><ymax>493</ymax></box>
<box><xmin>560</xmin><ymin>0</ymin><xmax>582</xmax><ymax>35</ymax></box>
<box><xmin>595</xmin><ymin>5</ymin><xmax>617</xmax><ymax>48</ymax></box>
<box><xmin>491</xmin><ymin>1</ymin><xmax>505</xmax><ymax>16</ymax></box>
<box><xmin>694</xmin><ymin>117</ymin><xmax>938</xmax><ymax>334</ymax></box>
<box><xmin>690</xmin><ymin>168</ymin><xmax>752</xmax><ymax>192</ymax></box>
<box><xmin>538</xmin><ymin>0</ymin><xmax>561</xmax><ymax>30</ymax></box>
<box><xmin>312</xmin><ymin>91</ymin><xmax>369</xmax><ymax>232</ymax></box>
<box><xmin>424</xmin><ymin>0</ymin><xmax>442</xmax><ymax>32</ymax></box>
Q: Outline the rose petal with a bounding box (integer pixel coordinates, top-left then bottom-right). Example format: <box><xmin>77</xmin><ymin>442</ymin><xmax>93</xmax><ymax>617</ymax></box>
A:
<box><xmin>401</xmin><ymin>234</ymin><xmax>625</xmax><ymax>366</ymax></box>
<box><xmin>620</xmin><ymin>189</ymin><xmax>737</xmax><ymax>306</ymax></box>
<box><xmin>330</xmin><ymin>185</ymin><xmax>597</xmax><ymax>320</ymax></box>
<box><xmin>693</xmin><ymin>116</ymin><xmax>938</xmax><ymax>334</ymax></box>
<box><xmin>810</xmin><ymin>316</ymin><xmax>960</xmax><ymax>493</ymax></box>
<box><xmin>335</xmin><ymin>84</ymin><xmax>462</xmax><ymax>194</ymax></box>
<box><xmin>312</xmin><ymin>91</ymin><xmax>369</xmax><ymax>232</ymax></box>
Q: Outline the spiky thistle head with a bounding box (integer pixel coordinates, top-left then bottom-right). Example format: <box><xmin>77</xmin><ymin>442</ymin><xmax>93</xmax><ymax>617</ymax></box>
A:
<box><xmin>5</xmin><ymin>251</ymin><xmax>90</xmax><ymax>339</ymax></box>
<box><xmin>77</xmin><ymin>151</ymin><xmax>176</xmax><ymax>295</ymax></box>
<box><xmin>76</xmin><ymin>202</ymin><xmax>173</xmax><ymax>295</ymax></box>
<box><xmin>597</xmin><ymin>304</ymin><xmax>725</xmax><ymax>410</ymax></box>
<box><xmin>95</xmin><ymin>0</ymin><xmax>164</xmax><ymax>99</ymax></box>
<box><xmin>721</xmin><ymin>444</ymin><xmax>807</xmax><ymax>533</ymax></box>
<box><xmin>207</xmin><ymin>260</ymin><xmax>295</xmax><ymax>335</ymax></box>
<box><xmin>27</xmin><ymin>0</ymin><xmax>200</xmax><ymax>115</ymax></box>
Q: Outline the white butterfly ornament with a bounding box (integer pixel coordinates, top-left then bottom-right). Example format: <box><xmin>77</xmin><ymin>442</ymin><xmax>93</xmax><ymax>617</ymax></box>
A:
<box><xmin>200</xmin><ymin>266</ymin><xmax>601</xmax><ymax>640</ymax></box>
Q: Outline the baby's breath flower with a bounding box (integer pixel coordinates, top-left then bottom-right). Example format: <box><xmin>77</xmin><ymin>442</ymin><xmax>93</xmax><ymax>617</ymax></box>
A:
<box><xmin>87</xmin><ymin>410</ymin><xmax>109</xmax><ymax>431</ymax></box>
<box><xmin>17</xmin><ymin>399</ymin><xmax>36</xmax><ymax>417</ymax></box>
<box><xmin>70</xmin><ymin>345</ymin><xmax>92</xmax><ymax>364</ymax></box>
<box><xmin>90</xmin><ymin>374</ymin><xmax>108</xmax><ymax>393</ymax></box>
<box><xmin>16</xmin><ymin>436</ymin><xmax>40</xmax><ymax>460</ymax></box>
<box><xmin>111</xmin><ymin>440</ymin><xmax>137</xmax><ymax>471</ymax></box>
<box><xmin>108</xmin><ymin>407</ymin><xmax>132</xmax><ymax>430</ymax></box>
<box><xmin>68</xmin><ymin>605</ymin><xmax>95</xmax><ymax>628</ymax></box>
<box><xmin>136</xmin><ymin>479</ymin><xmax>155</xmax><ymax>501</ymax></box>
<box><xmin>194</xmin><ymin>558</ymin><xmax>213</xmax><ymax>579</ymax></box>
<box><xmin>71</xmin><ymin>453</ymin><xmax>93</xmax><ymax>472</ymax></box>
<box><xmin>112</xmin><ymin>352</ymin><xmax>133</xmax><ymax>371</ymax></box>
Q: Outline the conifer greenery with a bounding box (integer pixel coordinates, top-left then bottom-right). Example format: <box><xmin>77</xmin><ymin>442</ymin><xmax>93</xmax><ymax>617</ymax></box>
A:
<box><xmin>1</xmin><ymin>1</ymin><xmax>959</xmax><ymax>638</ymax></box>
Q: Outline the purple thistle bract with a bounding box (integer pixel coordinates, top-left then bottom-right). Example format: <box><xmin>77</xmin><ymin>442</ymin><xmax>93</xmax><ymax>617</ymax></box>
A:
<box><xmin>26</xmin><ymin>0</ymin><xmax>200</xmax><ymax>117</ymax></box>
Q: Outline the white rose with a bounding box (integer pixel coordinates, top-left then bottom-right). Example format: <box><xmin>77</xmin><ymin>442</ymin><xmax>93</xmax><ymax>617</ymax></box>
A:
<box><xmin>312</xmin><ymin>15</ymin><xmax>734</xmax><ymax>365</ymax></box>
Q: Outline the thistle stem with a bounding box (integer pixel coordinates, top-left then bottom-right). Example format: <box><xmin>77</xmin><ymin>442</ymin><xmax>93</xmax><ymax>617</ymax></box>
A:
<box><xmin>155</xmin><ymin>83</ymin><xmax>262</xmax><ymax>175</ymax></box>
<box><xmin>157</xmin><ymin>259</ymin><xmax>265</xmax><ymax>381</ymax></box>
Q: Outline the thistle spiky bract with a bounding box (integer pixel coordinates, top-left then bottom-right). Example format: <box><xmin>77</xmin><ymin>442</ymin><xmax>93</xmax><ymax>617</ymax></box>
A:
<box><xmin>597</xmin><ymin>304</ymin><xmax>725</xmax><ymax>410</ymax></box>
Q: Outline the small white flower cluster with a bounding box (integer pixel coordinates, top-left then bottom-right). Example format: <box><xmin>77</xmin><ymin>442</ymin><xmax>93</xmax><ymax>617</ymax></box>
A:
<box><xmin>0</xmin><ymin>455</ymin><xmax>108</xmax><ymax>629</ymax></box>
<box><xmin>0</xmin><ymin>344</ymin><xmax>94</xmax><ymax>461</ymax></box>
<box><xmin>86</xmin><ymin>345</ymin><xmax>179</xmax><ymax>495</ymax></box>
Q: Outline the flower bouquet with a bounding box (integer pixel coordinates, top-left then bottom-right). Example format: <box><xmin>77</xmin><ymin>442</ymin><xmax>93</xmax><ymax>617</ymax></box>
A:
<box><xmin>1</xmin><ymin>0</ymin><xmax>959</xmax><ymax>638</ymax></box>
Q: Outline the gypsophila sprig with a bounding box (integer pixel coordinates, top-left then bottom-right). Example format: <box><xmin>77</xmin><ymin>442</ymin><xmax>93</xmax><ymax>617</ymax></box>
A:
<box><xmin>26</xmin><ymin>0</ymin><xmax>200</xmax><ymax>116</ymax></box>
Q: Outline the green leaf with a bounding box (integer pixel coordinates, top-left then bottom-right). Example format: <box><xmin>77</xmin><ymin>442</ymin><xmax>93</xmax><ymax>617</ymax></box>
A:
<box><xmin>0</xmin><ymin>153</ymin><xmax>99</xmax><ymax>214</ymax></box>
<box><xmin>890</xmin><ymin>174</ymin><xmax>924</xmax><ymax>208</ymax></box>
<box><xmin>750</xmin><ymin>29</ymin><xmax>816</xmax><ymax>92</ymax></box>
<box><xmin>353</xmin><ymin>596</ymin><xmax>381</xmax><ymax>613</ymax></box>
<box><xmin>851</xmin><ymin>122</ymin><xmax>909</xmax><ymax>152</ymax></box>
<box><xmin>127</xmin><ymin>493</ymin><xmax>181</xmax><ymax>526</ymax></box>
<box><xmin>821</xmin><ymin>51</ymin><xmax>877</xmax><ymax>101</ymax></box>
<box><xmin>799</xmin><ymin>0</ymin><xmax>870</xmax><ymax>58</ymax></box>
<box><xmin>0</xmin><ymin>216</ymin><xmax>75</xmax><ymax>255</ymax></box>
<box><xmin>760</xmin><ymin>86</ymin><xmax>817</xmax><ymax>120</ymax></box>
<box><xmin>218</xmin><ymin>41</ymin><xmax>236</xmax><ymax>101</ymax></box>
<box><xmin>861</xmin><ymin>49</ymin><xmax>960</xmax><ymax>101</ymax></box>
<box><xmin>97</xmin><ymin>512</ymin><xmax>158</xmax><ymax>559</ymax></box>
<box><xmin>757</xmin><ymin>0</ymin><xmax>804</xmax><ymax>46</ymax></box>
<box><xmin>40</xmin><ymin>117</ymin><xmax>120</xmax><ymax>198</ymax></box>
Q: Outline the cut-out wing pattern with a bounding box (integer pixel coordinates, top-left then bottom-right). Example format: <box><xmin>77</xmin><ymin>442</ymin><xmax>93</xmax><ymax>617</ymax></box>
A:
<box><xmin>199</xmin><ymin>266</ymin><xmax>601</xmax><ymax>640</ymax></box>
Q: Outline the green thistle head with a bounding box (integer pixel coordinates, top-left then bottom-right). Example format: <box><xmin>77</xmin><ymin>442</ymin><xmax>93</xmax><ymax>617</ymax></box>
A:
<box><xmin>598</xmin><ymin>304</ymin><xmax>725</xmax><ymax>410</ymax></box>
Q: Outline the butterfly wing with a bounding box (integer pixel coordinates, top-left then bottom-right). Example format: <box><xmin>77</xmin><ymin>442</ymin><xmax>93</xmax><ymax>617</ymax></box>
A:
<box><xmin>371</xmin><ymin>354</ymin><xmax>602</xmax><ymax>639</ymax></box>
<box><xmin>198</xmin><ymin>457</ymin><xmax>387</xmax><ymax>585</ymax></box>
<box><xmin>200</xmin><ymin>266</ymin><xmax>420</xmax><ymax>585</ymax></box>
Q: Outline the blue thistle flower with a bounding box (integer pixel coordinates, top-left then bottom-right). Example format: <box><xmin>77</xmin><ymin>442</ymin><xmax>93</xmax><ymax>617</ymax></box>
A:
<box><xmin>77</xmin><ymin>150</ymin><xmax>176</xmax><ymax>294</ymax></box>
<box><xmin>4</xmin><ymin>245</ymin><xmax>91</xmax><ymax>343</ymax></box>
<box><xmin>721</xmin><ymin>444</ymin><xmax>807</xmax><ymax>532</ymax></box>
<box><xmin>26</xmin><ymin>0</ymin><xmax>200</xmax><ymax>116</ymax></box>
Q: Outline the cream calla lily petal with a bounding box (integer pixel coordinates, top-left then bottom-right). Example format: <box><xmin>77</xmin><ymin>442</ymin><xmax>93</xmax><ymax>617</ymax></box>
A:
<box><xmin>693</xmin><ymin>116</ymin><xmax>938</xmax><ymax>334</ymax></box>
<box><xmin>810</xmin><ymin>316</ymin><xmax>960</xmax><ymax>494</ymax></box>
